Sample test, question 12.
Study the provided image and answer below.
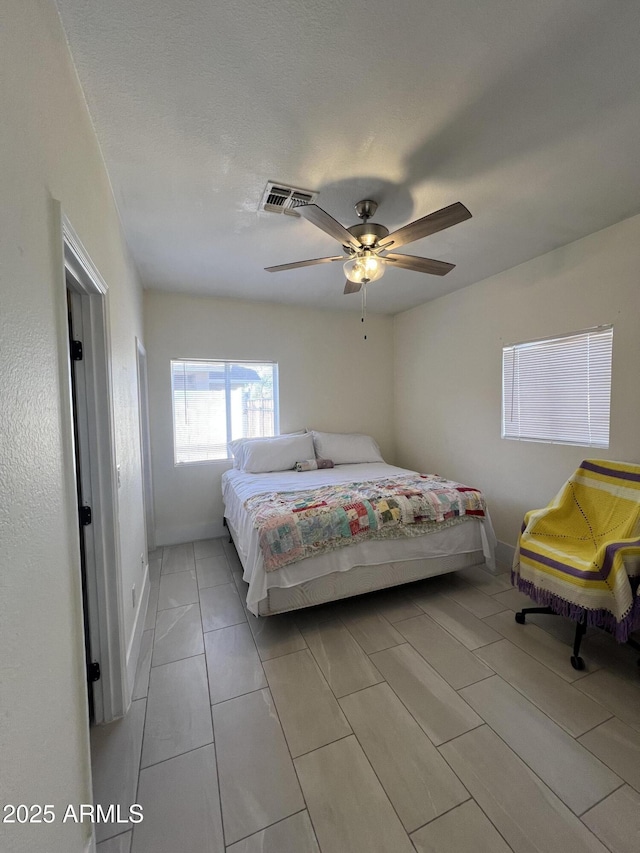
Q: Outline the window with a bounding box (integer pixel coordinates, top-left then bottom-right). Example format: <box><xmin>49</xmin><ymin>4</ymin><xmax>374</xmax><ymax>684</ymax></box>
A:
<box><xmin>502</xmin><ymin>325</ymin><xmax>613</xmax><ymax>447</ymax></box>
<box><xmin>171</xmin><ymin>360</ymin><xmax>279</xmax><ymax>464</ymax></box>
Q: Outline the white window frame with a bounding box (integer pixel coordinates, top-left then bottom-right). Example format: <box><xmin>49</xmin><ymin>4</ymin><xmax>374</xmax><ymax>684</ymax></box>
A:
<box><xmin>502</xmin><ymin>325</ymin><xmax>613</xmax><ymax>448</ymax></box>
<box><xmin>171</xmin><ymin>358</ymin><xmax>279</xmax><ymax>465</ymax></box>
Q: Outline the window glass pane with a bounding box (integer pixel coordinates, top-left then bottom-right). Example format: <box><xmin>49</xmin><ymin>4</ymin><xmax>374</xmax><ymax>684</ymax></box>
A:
<box><xmin>171</xmin><ymin>359</ymin><xmax>278</xmax><ymax>464</ymax></box>
<box><xmin>502</xmin><ymin>326</ymin><xmax>612</xmax><ymax>447</ymax></box>
<box><xmin>228</xmin><ymin>362</ymin><xmax>276</xmax><ymax>441</ymax></box>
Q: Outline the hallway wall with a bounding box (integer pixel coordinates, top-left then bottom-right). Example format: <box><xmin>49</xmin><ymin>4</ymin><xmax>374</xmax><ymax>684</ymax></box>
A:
<box><xmin>0</xmin><ymin>3</ymin><xmax>146</xmax><ymax>851</ymax></box>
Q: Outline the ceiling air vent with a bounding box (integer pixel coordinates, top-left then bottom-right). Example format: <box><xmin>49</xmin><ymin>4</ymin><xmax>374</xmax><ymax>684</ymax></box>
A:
<box><xmin>260</xmin><ymin>181</ymin><xmax>318</xmax><ymax>216</ymax></box>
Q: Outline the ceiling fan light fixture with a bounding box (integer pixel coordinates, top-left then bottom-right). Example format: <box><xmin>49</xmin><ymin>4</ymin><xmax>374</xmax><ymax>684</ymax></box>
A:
<box><xmin>343</xmin><ymin>252</ymin><xmax>386</xmax><ymax>284</ymax></box>
<box><xmin>267</xmin><ymin>198</ymin><xmax>470</xmax><ymax>292</ymax></box>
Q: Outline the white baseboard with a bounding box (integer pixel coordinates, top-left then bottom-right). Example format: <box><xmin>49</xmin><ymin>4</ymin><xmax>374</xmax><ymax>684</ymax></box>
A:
<box><xmin>495</xmin><ymin>540</ymin><xmax>516</xmax><ymax>570</ymax></box>
<box><xmin>156</xmin><ymin>520</ymin><xmax>225</xmax><ymax>547</ymax></box>
<box><xmin>126</xmin><ymin>563</ymin><xmax>150</xmax><ymax>703</ymax></box>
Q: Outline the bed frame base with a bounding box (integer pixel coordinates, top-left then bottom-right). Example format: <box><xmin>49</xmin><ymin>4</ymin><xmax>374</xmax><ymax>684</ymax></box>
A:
<box><xmin>257</xmin><ymin>550</ymin><xmax>486</xmax><ymax>616</ymax></box>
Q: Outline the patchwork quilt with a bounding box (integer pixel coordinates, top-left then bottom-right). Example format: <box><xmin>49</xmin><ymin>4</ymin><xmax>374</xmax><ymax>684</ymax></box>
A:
<box><xmin>245</xmin><ymin>473</ymin><xmax>487</xmax><ymax>572</ymax></box>
<box><xmin>512</xmin><ymin>459</ymin><xmax>640</xmax><ymax>642</ymax></box>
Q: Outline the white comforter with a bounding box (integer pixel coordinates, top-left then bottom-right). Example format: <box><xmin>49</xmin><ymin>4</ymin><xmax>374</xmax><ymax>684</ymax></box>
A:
<box><xmin>222</xmin><ymin>462</ymin><xmax>496</xmax><ymax>614</ymax></box>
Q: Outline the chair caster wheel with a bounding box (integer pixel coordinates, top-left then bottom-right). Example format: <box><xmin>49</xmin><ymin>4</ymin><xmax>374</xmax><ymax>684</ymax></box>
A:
<box><xmin>515</xmin><ymin>612</ymin><xmax>526</xmax><ymax>625</ymax></box>
<box><xmin>571</xmin><ymin>655</ymin><xmax>585</xmax><ymax>671</ymax></box>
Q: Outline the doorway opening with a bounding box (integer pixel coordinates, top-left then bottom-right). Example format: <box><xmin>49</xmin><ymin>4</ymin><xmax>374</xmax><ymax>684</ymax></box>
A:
<box><xmin>63</xmin><ymin>215</ymin><xmax>126</xmax><ymax>724</ymax></box>
<box><xmin>66</xmin><ymin>287</ymin><xmax>99</xmax><ymax>720</ymax></box>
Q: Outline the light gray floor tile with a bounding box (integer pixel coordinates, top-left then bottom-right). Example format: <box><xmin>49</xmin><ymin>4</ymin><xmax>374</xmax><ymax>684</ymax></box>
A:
<box><xmin>301</xmin><ymin>619</ymin><xmax>383</xmax><ymax>697</ymax></box>
<box><xmin>366</xmin><ymin>587</ymin><xmax>423</xmax><ymax>622</ymax></box>
<box><xmin>91</xmin><ymin>699</ymin><xmax>146</xmax><ymax>843</ymax></box>
<box><xmin>339</xmin><ymin>606</ymin><xmax>405</xmax><ymax>654</ymax></box>
<box><xmin>144</xmin><ymin>583</ymin><xmax>159</xmax><ymax>631</ymax></box>
<box><xmin>408</xmin><ymin>572</ymin><xmax>459</xmax><ymax>598</ymax></box>
<box><xmin>440</xmin><ymin>576</ymin><xmax>507</xmax><ymax>618</ymax></box>
<box><xmin>232</xmin><ymin>570</ymin><xmax>249</xmax><ymax>607</ymax></box>
<box><xmin>246</xmin><ymin>610</ymin><xmax>307</xmax><ymax>661</ymax></box>
<box><xmin>396</xmin><ymin>614</ymin><xmax>494</xmax><ymax>689</ymax></box>
<box><xmin>414</xmin><ymin>593</ymin><xmax>501</xmax><ymax>649</ymax></box>
<box><xmin>204</xmin><ymin>622</ymin><xmax>266</xmax><ymax>704</ymax></box>
<box><xmin>460</xmin><ymin>675</ymin><xmax>621</xmax><ymax>814</ymax></box>
<box><xmin>493</xmin><ymin>591</ymin><xmax>596</xmax><ymax>645</ymax></box>
<box><xmin>99</xmin><ymin>540</ymin><xmax>640</xmax><ymax>853</ymax></box>
<box><xmin>581</xmin><ymin>631</ymin><xmax>640</xmax><ymax>679</ymax></box>
<box><xmin>340</xmin><ymin>682</ymin><xmax>468</xmax><ymax>832</ymax></box>
<box><xmin>579</xmin><ymin>717</ymin><xmax>640</xmax><ymax>792</ymax></box>
<box><xmin>582</xmin><ymin>786</ymin><xmax>640</xmax><ymax>853</ymax></box>
<box><xmin>264</xmin><ymin>649</ymin><xmax>351</xmax><ymax>757</ymax></box>
<box><xmin>440</xmin><ymin>725</ymin><xmax>609</xmax><ymax>853</ymax></box>
<box><xmin>484</xmin><ymin>610</ymin><xmax>595</xmax><ymax>681</ymax></box>
<box><xmin>411</xmin><ymin>800</ymin><xmax>511</xmax><ymax>853</ymax></box>
<box><xmin>213</xmin><ymin>689</ymin><xmax>304</xmax><ymax>845</ymax></box>
<box><xmin>574</xmin><ymin>669</ymin><xmax>640</xmax><ymax>732</ymax></box>
<box><xmin>492</xmin><ymin>587</ymin><xmax>537</xmax><ymax>612</ymax></box>
<box><xmin>456</xmin><ymin>565</ymin><xmax>513</xmax><ymax>594</ymax></box>
<box><xmin>222</xmin><ymin>540</ymin><xmax>243</xmax><ymax>572</ymax></box>
<box><xmin>527</xmin><ymin>612</ymin><xmax>596</xmax><ymax>646</ymax></box>
<box><xmin>475</xmin><ymin>639</ymin><xmax>612</xmax><ymax>736</ymax></box>
<box><xmin>161</xmin><ymin>542</ymin><xmax>195</xmax><ymax>574</ymax></box>
<box><xmin>133</xmin><ymin>745</ymin><xmax>223</xmax><ymax>853</ymax></box>
<box><xmin>199</xmin><ymin>582</ymin><xmax>246</xmax><ymax>631</ymax></box>
<box><xmin>370</xmin><ymin>644</ymin><xmax>482</xmax><ymax>745</ymax></box>
<box><xmin>193</xmin><ymin>537</ymin><xmax>224</xmax><ymax>559</ymax></box>
<box><xmin>97</xmin><ymin>832</ymin><xmax>132</xmax><ymax>853</ymax></box>
<box><xmin>295</xmin><ymin>735</ymin><xmax>415</xmax><ymax>853</ymax></box>
<box><xmin>226</xmin><ymin>811</ymin><xmax>320</xmax><ymax>853</ymax></box>
<box><xmin>157</xmin><ymin>569</ymin><xmax>198</xmax><ymax>611</ymax></box>
<box><xmin>293</xmin><ymin>601</ymin><xmax>344</xmax><ymax>631</ymax></box>
<box><xmin>141</xmin><ymin>655</ymin><xmax>212</xmax><ymax>767</ymax></box>
<box><xmin>195</xmin><ymin>554</ymin><xmax>232</xmax><ymax>589</ymax></box>
<box><xmin>152</xmin><ymin>603</ymin><xmax>203</xmax><ymax>667</ymax></box>
<box><xmin>132</xmin><ymin>629</ymin><xmax>154</xmax><ymax>700</ymax></box>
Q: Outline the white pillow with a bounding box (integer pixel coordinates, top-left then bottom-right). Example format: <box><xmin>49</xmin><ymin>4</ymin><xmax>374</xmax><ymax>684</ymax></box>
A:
<box><xmin>242</xmin><ymin>433</ymin><xmax>315</xmax><ymax>474</ymax></box>
<box><xmin>228</xmin><ymin>430</ymin><xmax>306</xmax><ymax>469</ymax></box>
<box><xmin>311</xmin><ymin>431</ymin><xmax>384</xmax><ymax>465</ymax></box>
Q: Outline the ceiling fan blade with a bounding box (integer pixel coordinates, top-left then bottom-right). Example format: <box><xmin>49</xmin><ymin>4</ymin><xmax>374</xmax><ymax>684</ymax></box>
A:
<box><xmin>265</xmin><ymin>255</ymin><xmax>345</xmax><ymax>273</ymax></box>
<box><xmin>298</xmin><ymin>204</ymin><xmax>362</xmax><ymax>250</ymax></box>
<box><xmin>344</xmin><ymin>280</ymin><xmax>362</xmax><ymax>294</ymax></box>
<box><xmin>384</xmin><ymin>253</ymin><xmax>455</xmax><ymax>276</ymax></box>
<box><xmin>378</xmin><ymin>202</ymin><xmax>471</xmax><ymax>250</ymax></box>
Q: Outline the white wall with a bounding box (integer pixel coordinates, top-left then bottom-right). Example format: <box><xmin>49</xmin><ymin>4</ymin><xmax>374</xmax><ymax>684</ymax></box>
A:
<box><xmin>394</xmin><ymin>214</ymin><xmax>640</xmax><ymax>554</ymax></box>
<box><xmin>144</xmin><ymin>292</ymin><xmax>396</xmax><ymax>545</ymax></box>
<box><xmin>0</xmin><ymin>3</ymin><xmax>146</xmax><ymax>851</ymax></box>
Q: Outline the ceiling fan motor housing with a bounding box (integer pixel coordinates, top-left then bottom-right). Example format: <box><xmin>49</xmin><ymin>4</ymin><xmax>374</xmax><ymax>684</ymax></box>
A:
<box><xmin>266</xmin><ymin>196</ymin><xmax>468</xmax><ymax>282</ymax></box>
<box><xmin>345</xmin><ymin>221</ymin><xmax>389</xmax><ymax>250</ymax></box>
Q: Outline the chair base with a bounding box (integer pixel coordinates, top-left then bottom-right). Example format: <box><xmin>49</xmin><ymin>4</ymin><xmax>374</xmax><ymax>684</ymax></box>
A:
<box><xmin>514</xmin><ymin>606</ymin><xmax>640</xmax><ymax>670</ymax></box>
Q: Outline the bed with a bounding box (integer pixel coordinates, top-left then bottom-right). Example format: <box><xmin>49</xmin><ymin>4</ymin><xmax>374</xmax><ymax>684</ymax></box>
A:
<box><xmin>222</xmin><ymin>432</ymin><xmax>496</xmax><ymax>616</ymax></box>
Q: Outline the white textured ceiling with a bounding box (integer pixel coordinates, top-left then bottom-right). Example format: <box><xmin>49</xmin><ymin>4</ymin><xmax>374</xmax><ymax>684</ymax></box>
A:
<box><xmin>55</xmin><ymin>0</ymin><xmax>640</xmax><ymax>314</ymax></box>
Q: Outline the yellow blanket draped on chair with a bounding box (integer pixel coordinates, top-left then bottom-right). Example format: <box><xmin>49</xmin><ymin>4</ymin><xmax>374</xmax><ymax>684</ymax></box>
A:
<box><xmin>512</xmin><ymin>459</ymin><xmax>640</xmax><ymax>641</ymax></box>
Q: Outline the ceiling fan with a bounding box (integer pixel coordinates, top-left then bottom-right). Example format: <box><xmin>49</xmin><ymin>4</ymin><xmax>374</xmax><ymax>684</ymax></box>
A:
<box><xmin>265</xmin><ymin>199</ymin><xmax>471</xmax><ymax>294</ymax></box>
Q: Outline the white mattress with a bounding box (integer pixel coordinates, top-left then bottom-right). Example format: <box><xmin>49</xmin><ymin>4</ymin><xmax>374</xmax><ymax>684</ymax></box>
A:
<box><xmin>222</xmin><ymin>462</ymin><xmax>497</xmax><ymax>615</ymax></box>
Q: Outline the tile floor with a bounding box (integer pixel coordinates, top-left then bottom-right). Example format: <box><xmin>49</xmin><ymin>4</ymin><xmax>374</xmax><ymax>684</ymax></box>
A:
<box><xmin>92</xmin><ymin>538</ymin><xmax>640</xmax><ymax>853</ymax></box>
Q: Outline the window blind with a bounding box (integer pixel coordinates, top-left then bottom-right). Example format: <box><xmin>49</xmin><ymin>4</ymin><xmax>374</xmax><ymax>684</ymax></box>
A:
<box><xmin>502</xmin><ymin>325</ymin><xmax>613</xmax><ymax>447</ymax></box>
<box><xmin>171</xmin><ymin>359</ymin><xmax>278</xmax><ymax>464</ymax></box>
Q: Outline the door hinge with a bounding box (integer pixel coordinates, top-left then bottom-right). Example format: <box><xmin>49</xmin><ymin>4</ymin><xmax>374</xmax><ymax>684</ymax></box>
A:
<box><xmin>80</xmin><ymin>505</ymin><xmax>92</xmax><ymax>526</ymax></box>
<box><xmin>71</xmin><ymin>340</ymin><xmax>83</xmax><ymax>361</ymax></box>
<box><xmin>89</xmin><ymin>661</ymin><xmax>101</xmax><ymax>682</ymax></box>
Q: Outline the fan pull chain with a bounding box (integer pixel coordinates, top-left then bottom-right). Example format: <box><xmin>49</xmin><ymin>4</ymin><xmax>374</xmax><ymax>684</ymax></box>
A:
<box><xmin>361</xmin><ymin>283</ymin><xmax>367</xmax><ymax>340</ymax></box>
